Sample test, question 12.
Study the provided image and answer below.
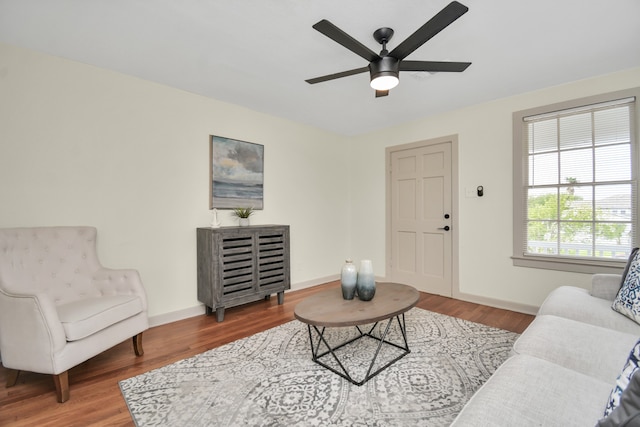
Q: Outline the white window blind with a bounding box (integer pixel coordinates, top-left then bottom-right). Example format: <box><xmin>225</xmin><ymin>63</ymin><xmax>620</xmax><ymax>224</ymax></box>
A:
<box><xmin>523</xmin><ymin>97</ymin><xmax>636</xmax><ymax>261</ymax></box>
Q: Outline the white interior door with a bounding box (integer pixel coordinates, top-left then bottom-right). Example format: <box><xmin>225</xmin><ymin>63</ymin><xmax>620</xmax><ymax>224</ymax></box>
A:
<box><xmin>387</xmin><ymin>139</ymin><xmax>454</xmax><ymax>296</ymax></box>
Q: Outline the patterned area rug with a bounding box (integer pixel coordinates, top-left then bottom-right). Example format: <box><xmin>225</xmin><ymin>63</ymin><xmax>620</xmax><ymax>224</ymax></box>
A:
<box><xmin>120</xmin><ymin>308</ymin><xmax>518</xmax><ymax>426</ymax></box>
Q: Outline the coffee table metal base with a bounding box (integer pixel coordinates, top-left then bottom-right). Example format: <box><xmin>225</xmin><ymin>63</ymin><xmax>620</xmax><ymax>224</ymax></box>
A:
<box><xmin>306</xmin><ymin>313</ymin><xmax>410</xmax><ymax>386</ymax></box>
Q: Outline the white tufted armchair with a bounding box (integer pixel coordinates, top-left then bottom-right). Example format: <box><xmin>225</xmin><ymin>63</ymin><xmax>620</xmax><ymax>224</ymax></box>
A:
<box><xmin>0</xmin><ymin>226</ymin><xmax>149</xmax><ymax>402</ymax></box>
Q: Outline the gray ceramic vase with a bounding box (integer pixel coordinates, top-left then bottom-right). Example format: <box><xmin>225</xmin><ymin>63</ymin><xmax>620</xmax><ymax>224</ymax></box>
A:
<box><xmin>356</xmin><ymin>259</ymin><xmax>375</xmax><ymax>301</ymax></box>
<box><xmin>341</xmin><ymin>259</ymin><xmax>357</xmax><ymax>300</ymax></box>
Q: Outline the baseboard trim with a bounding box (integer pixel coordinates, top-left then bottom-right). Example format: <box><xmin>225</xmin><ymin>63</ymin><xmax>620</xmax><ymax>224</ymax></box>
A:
<box><xmin>148</xmin><ymin>277</ymin><xmax>539</xmax><ymax>327</ymax></box>
<box><xmin>454</xmin><ymin>291</ymin><xmax>539</xmax><ymax>316</ymax></box>
<box><xmin>292</xmin><ymin>274</ymin><xmax>340</xmax><ymax>290</ymax></box>
<box><xmin>376</xmin><ymin>275</ymin><xmax>539</xmax><ymax>315</ymax></box>
<box><xmin>148</xmin><ymin>275</ymin><xmax>341</xmax><ymax>327</ymax></box>
<box><xmin>149</xmin><ymin>305</ymin><xmax>205</xmax><ymax>327</ymax></box>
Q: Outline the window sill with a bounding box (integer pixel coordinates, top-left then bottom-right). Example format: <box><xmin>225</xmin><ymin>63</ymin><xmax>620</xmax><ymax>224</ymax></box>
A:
<box><xmin>511</xmin><ymin>255</ymin><xmax>625</xmax><ymax>274</ymax></box>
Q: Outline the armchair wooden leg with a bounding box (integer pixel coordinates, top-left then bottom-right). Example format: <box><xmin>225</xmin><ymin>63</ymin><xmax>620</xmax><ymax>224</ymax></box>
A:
<box><xmin>53</xmin><ymin>371</ymin><xmax>69</xmax><ymax>403</ymax></box>
<box><xmin>133</xmin><ymin>332</ymin><xmax>144</xmax><ymax>357</ymax></box>
<box><xmin>6</xmin><ymin>369</ymin><xmax>19</xmax><ymax>387</ymax></box>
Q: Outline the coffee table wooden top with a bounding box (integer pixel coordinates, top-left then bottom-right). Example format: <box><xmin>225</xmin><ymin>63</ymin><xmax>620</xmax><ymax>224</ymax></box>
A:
<box><xmin>294</xmin><ymin>282</ymin><xmax>419</xmax><ymax>327</ymax></box>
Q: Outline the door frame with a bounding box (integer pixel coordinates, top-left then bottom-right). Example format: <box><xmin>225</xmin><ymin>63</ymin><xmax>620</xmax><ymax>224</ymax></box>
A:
<box><xmin>385</xmin><ymin>135</ymin><xmax>460</xmax><ymax>297</ymax></box>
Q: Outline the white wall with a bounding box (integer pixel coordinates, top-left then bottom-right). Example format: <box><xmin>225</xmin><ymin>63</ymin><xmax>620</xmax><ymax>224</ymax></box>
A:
<box><xmin>3</xmin><ymin>41</ymin><xmax>640</xmax><ymax>320</ymax></box>
<box><xmin>349</xmin><ymin>67</ymin><xmax>640</xmax><ymax>311</ymax></box>
<box><xmin>0</xmin><ymin>43</ymin><xmax>351</xmax><ymax>320</ymax></box>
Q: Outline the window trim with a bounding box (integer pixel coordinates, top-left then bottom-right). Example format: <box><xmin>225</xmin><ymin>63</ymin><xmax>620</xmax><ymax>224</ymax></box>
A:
<box><xmin>512</xmin><ymin>88</ymin><xmax>640</xmax><ymax>274</ymax></box>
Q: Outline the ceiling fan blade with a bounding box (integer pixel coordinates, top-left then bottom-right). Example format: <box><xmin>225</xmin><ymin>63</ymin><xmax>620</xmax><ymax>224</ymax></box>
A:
<box><xmin>389</xmin><ymin>1</ymin><xmax>469</xmax><ymax>61</ymax></box>
<box><xmin>375</xmin><ymin>90</ymin><xmax>389</xmax><ymax>98</ymax></box>
<box><xmin>400</xmin><ymin>60</ymin><xmax>471</xmax><ymax>72</ymax></box>
<box><xmin>312</xmin><ymin>19</ymin><xmax>381</xmax><ymax>62</ymax></box>
<box><xmin>305</xmin><ymin>67</ymin><xmax>369</xmax><ymax>84</ymax></box>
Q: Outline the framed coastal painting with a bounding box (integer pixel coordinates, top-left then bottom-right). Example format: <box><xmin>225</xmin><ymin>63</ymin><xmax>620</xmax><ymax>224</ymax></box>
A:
<box><xmin>209</xmin><ymin>135</ymin><xmax>264</xmax><ymax>209</ymax></box>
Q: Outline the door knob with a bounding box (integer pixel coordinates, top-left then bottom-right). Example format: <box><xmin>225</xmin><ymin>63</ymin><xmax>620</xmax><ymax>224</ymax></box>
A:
<box><xmin>438</xmin><ymin>226</ymin><xmax>450</xmax><ymax>231</ymax></box>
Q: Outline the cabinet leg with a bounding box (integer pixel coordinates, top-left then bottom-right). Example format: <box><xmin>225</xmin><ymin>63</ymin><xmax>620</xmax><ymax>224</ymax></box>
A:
<box><xmin>215</xmin><ymin>307</ymin><xmax>225</xmax><ymax>322</ymax></box>
<box><xmin>264</xmin><ymin>294</ymin><xmax>271</xmax><ymax>301</ymax></box>
<box><xmin>205</xmin><ymin>305</ymin><xmax>213</xmax><ymax>316</ymax></box>
<box><xmin>277</xmin><ymin>291</ymin><xmax>284</xmax><ymax>305</ymax></box>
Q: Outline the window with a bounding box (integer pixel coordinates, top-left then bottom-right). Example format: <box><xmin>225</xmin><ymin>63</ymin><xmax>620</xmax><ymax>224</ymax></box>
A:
<box><xmin>513</xmin><ymin>89</ymin><xmax>640</xmax><ymax>273</ymax></box>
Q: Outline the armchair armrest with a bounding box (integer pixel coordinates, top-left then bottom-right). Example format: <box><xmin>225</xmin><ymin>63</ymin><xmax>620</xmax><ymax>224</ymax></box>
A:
<box><xmin>591</xmin><ymin>274</ymin><xmax>623</xmax><ymax>301</ymax></box>
<box><xmin>0</xmin><ymin>287</ymin><xmax>67</xmax><ymax>372</ymax></box>
<box><xmin>92</xmin><ymin>268</ymin><xmax>148</xmax><ymax>311</ymax></box>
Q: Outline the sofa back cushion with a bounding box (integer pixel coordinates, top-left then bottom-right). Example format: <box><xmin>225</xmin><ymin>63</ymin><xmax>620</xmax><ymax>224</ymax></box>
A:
<box><xmin>0</xmin><ymin>227</ymin><xmax>102</xmax><ymax>305</ymax></box>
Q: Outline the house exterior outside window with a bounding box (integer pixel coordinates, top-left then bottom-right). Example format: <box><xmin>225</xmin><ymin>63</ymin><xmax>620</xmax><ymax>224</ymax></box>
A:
<box><xmin>512</xmin><ymin>88</ymin><xmax>640</xmax><ymax>273</ymax></box>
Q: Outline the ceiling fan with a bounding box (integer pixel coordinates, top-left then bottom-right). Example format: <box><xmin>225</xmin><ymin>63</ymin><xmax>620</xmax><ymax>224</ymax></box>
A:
<box><xmin>305</xmin><ymin>1</ymin><xmax>471</xmax><ymax>98</ymax></box>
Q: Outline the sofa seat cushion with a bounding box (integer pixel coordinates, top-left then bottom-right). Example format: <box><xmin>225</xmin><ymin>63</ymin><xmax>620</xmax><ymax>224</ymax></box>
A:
<box><xmin>538</xmin><ymin>286</ymin><xmax>640</xmax><ymax>335</ymax></box>
<box><xmin>512</xmin><ymin>315</ymin><xmax>639</xmax><ymax>383</ymax></box>
<box><xmin>450</xmin><ymin>354</ymin><xmax>613</xmax><ymax>427</ymax></box>
<box><xmin>57</xmin><ymin>295</ymin><xmax>143</xmax><ymax>341</ymax></box>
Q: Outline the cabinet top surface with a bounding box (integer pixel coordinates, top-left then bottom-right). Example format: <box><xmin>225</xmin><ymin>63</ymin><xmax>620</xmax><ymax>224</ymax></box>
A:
<box><xmin>198</xmin><ymin>225</ymin><xmax>288</xmax><ymax>230</ymax></box>
<box><xmin>294</xmin><ymin>282</ymin><xmax>419</xmax><ymax>327</ymax></box>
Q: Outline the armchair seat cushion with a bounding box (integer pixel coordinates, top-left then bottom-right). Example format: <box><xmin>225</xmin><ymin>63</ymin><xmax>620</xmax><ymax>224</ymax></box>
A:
<box><xmin>57</xmin><ymin>295</ymin><xmax>144</xmax><ymax>341</ymax></box>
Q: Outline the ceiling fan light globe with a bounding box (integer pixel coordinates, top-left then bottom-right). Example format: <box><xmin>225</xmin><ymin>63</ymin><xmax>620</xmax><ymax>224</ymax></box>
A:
<box><xmin>369</xmin><ymin>56</ymin><xmax>400</xmax><ymax>91</ymax></box>
<box><xmin>370</xmin><ymin>74</ymin><xmax>399</xmax><ymax>91</ymax></box>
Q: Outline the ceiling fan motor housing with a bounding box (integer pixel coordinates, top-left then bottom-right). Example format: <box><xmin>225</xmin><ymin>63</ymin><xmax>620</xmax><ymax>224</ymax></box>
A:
<box><xmin>369</xmin><ymin>56</ymin><xmax>400</xmax><ymax>81</ymax></box>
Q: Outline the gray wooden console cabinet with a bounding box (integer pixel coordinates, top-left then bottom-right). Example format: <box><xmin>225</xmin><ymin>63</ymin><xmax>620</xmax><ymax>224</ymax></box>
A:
<box><xmin>197</xmin><ymin>225</ymin><xmax>290</xmax><ymax>322</ymax></box>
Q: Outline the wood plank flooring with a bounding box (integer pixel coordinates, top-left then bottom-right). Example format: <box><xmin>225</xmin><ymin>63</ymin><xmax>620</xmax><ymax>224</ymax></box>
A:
<box><xmin>0</xmin><ymin>281</ymin><xmax>534</xmax><ymax>426</ymax></box>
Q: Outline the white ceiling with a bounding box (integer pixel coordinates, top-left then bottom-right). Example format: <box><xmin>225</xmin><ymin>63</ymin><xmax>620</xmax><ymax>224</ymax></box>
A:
<box><xmin>1</xmin><ymin>0</ymin><xmax>639</xmax><ymax>136</ymax></box>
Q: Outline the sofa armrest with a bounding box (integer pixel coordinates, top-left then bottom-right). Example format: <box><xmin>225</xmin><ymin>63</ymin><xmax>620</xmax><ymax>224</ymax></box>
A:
<box><xmin>591</xmin><ymin>274</ymin><xmax>623</xmax><ymax>301</ymax></box>
<box><xmin>0</xmin><ymin>287</ymin><xmax>67</xmax><ymax>372</ymax></box>
<box><xmin>92</xmin><ymin>268</ymin><xmax>148</xmax><ymax>311</ymax></box>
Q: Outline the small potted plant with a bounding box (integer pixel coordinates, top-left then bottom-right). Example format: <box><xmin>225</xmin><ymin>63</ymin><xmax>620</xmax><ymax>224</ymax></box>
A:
<box><xmin>232</xmin><ymin>207</ymin><xmax>254</xmax><ymax>226</ymax></box>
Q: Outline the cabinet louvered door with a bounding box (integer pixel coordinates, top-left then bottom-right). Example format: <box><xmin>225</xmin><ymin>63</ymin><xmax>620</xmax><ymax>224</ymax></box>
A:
<box><xmin>257</xmin><ymin>230</ymin><xmax>290</xmax><ymax>292</ymax></box>
<box><xmin>197</xmin><ymin>225</ymin><xmax>290</xmax><ymax>322</ymax></box>
<box><xmin>220</xmin><ymin>234</ymin><xmax>256</xmax><ymax>299</ymax></box>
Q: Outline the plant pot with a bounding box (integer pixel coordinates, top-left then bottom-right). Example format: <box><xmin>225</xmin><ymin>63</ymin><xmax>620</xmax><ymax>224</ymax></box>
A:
<box><xmin>239</xmin><ymin>218</ymin><xmax>250</xmax><ymax>227</ymax></box>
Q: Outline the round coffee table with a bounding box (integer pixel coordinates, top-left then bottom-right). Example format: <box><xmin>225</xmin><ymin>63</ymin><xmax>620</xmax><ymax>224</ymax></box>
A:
<box><xmin>294</xmin><ymin>282</ymin><xmax>419</xmax><ymax>385</ymax></box>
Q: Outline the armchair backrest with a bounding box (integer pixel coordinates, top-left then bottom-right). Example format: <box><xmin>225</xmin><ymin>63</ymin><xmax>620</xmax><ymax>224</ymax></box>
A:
<box><xmin>0</xmin><ymin>226</ymin><xmax>103</xmax><ymax>305</ymax></box>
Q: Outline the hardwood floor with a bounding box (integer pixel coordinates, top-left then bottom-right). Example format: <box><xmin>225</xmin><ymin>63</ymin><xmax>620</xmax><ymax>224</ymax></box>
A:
<box><xmin>0</xmin><ymin>281</ymin><xmax>534</xmax><ymax>426</ymax></box>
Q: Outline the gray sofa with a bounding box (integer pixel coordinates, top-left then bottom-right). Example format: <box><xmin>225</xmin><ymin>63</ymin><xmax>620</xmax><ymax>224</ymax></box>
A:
<box><xmin>451</xmin><ymin>274</ymin><xmax>640</xmax><ymax>426</ymax></box>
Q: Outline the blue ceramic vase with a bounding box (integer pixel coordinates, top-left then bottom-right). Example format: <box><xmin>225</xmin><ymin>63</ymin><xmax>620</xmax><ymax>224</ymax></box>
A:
<box><xmin>341</xmin><ymin>259</ymin><xmax>357</xmax><ymax>300</ymax></box>
<box><xmin>356</xmin><ymin>259</ymin><xmax>375</xmax><ymax>301</ymax></box>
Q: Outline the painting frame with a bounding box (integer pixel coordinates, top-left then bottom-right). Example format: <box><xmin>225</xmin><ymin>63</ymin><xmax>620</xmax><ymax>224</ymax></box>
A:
<box><xmin>209</xmin><ymin>135</ymin><xmax>264</xmax><ymax>210</ymax></box>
